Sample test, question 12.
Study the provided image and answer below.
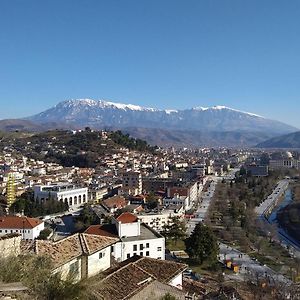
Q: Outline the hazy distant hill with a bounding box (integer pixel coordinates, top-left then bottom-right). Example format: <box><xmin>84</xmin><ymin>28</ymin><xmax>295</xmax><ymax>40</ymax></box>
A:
<box><xmin>0</xmin><ymin>119</ymin><xmax>70</xmax><ymax>132</ymax></box>
<box><xmin>256</xmin><ymin>131</ymin><xmax>300</xmax><ymax>148</ymax></box>
<box><xmin>122</xmin><ymin>127</ymin><xmax>274</xmax><ymax>148</ymax></box>
<box><xmin>0</xmin><ymin>119</ymin><xmax>44</xmax><ymax>132</ymax></box>
<box><xmin>28</xmin><ymin>99</ymin><xmax>298</xmax><ymax>135</ymax></box>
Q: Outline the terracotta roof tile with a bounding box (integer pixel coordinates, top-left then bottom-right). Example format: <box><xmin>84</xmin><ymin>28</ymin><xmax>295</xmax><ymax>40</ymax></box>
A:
<box><xmin>0</xmin><ymin>216</ymin><xmax>43</xmax><ymax>229</ymax></box>
<box><xmin>133</xmin><ymin>257</ymin><xmax>187</xmax><ymax>283</ymax></box>
<box><xmin>92</xmin><ymin>256</ymin><xmax>187</xmax><ymax>300</ymax></box>
<box><xmin>35</xmin><ymin>233</ymin><xmax>118</xmax><ymax>269</ymax></box>
<box><xmin>103</xmin><ymin>196</ymin><xmax>127</xmax><ymax>209</ymax></box>
<box><xmin>116</xmin><ymin>212</ymin><xmax>138</xmax><ymax>224</ymax></box>
<box><xmin>84</xmin><ymin>224</ymin><xmax>119</xmax><ymax>238</ymax></box>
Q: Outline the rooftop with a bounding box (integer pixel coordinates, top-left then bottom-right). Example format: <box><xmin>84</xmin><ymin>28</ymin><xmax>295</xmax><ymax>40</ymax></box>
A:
<box><xmin>121</xmin><ymin>224</ymin><xmax>163</xmax><ymax>242</ymax></box>
<box><xmin>85</xmin><ymin>224</ymin><xmax>119</xmax><ymax>238</ymax></box>
<box><xmin>116</xmin><ymin>212</ymin><xmax>138</xmax><ymax>224</ymax></box>
<box><xmin>0</xmin><ymin>216</ymin><xmax>43</xmax><ymax>229</ymax></box>
<box><xmin>93</xmin><ymin>256</ymin><xmax>187</xmax><ymax>300</ymax></box>
<box><xmin>35</xmin><ymin>233</ymin><xmax>118</xmax><ymax>269</ymax></box>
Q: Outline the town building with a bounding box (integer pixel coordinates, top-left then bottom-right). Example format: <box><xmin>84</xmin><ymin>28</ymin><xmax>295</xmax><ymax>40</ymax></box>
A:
<box><xmin>163</xmin><ymin>194</ymin><xmax>190</xmax><ymax>210</ymax></box>
<box><xmin>122</xmin><ymin>171</ymin><xmax>142</xmax><ymax>195</ymax></box>
<box><xmin>85</xmin><ymin>212</ymin><xmax>165</xmax><ymax>262</ymax></box>
<box><xmin>269</xmin><ymin>158</ymin><xmax>300</xmax><ymax>170</ymax></box>
<box><xmin>33</xmin><ymin>233</ymin><xmax>118</xmax><ymax>281</ymax></box>
<box><xmin>101</xmin><ymin>195</ymin><xmax>128</xmax><ymax>213</ymax></box>
<box><xmin>137</xmin><ymin>206</ymin><xmax>185</xmax><ymax>232</ymax></box>
<box><xmin>33</xmin><ymin>183</ymin><xmax>88</xmax><ymax>209</ymax></box>
<box><xmin>245</xmin><ymin>164</ymin><xmax>269</xmax><ymax>176</ymax></box>
<box><xmin>93</xmin><ymin>256</ymin><xmax>188</xmax><ymax>299</ymax></box>
<box><xmin>0</xmin><ymin>216</ymin><xmax>44</xmax><ymax>240</ymax></box>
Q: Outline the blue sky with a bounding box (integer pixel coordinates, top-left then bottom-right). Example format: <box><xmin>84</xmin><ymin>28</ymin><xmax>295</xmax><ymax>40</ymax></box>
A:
<box><xmin>1</xmin><ymin>0</ymin><xmax>300</xmax><ymax>128</ymax></box>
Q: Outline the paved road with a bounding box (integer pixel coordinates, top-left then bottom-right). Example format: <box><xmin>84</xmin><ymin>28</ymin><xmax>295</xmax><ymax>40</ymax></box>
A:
<box><xmin>186</xmin><ymin>178</ymin><xmax>218</xmax><ymax>235</ymax></box>
<box><xmin>219</xmin><ymin>243</ymin><xmax>291</xmax><ymax>285</ymax></box>
<box><xmin>187</xmin><ymin>168</ymin><xmax>240</xmax><ymax>235</ymax></box>
<box><xmin>255</xmin><ymin>179</ymin><xmax>289</xmax><ymax>216</ymax></box>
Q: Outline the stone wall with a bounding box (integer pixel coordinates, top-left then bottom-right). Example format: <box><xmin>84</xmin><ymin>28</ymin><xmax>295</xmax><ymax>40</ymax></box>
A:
<box><xmin>0</xmin><ymin>234</ymin><xmax>21</xmax><ymax>258</ymax></box>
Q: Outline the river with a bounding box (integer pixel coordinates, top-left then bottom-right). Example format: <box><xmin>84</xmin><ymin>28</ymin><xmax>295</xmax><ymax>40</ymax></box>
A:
<box><xmin>267</xmin><ymin>188</ymin><xmax>300</xmax><ymax>253</ymax></box>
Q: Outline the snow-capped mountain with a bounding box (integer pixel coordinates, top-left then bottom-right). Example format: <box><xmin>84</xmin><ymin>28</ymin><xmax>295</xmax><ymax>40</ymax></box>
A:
<box><xmin>28</xmin><ymin>99</ymin><xmax>298</xmax><ymax>135</ymax></box>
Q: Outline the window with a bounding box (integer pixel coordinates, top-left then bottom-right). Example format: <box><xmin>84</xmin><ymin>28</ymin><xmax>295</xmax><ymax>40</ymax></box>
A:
<box><xmin>146</xmin><ymin>243</ymin><xmax>149</xmax><ymax>248</ymax></box>
<box><xmin>146</xmin><ymin>251</ymin><xmax>149</xmax><ymax>256</ymax></box>
<box><xmin>127</xmin><ymin>253</ymin><xmax>130</xmax><ymax>259</ymax></box>
<box><xmin>140</xmin><ymin>244</ymin><xmax>143</xmax><ymax>250</ymax></box>
<box><xmin>157</xmin><ymin>247</ymin><xmax>162</xmax><ymax>251</ymax></box>
<box><xmin>0</xmin><ymin>230</ymin><xmax>2</xmax><ymax>233</ymax></box>
<box><xmin>133</xmin><ymin>253</ymin><xmax>137</xmax><ymax>256</ymax></box>
<box><xmin>157</xmin><ymin>257</ymin><xmax>162</xmax><ymax>260</ymax></box>
<box><xmin>69</xmin><ymin>260</ymin><xmax>79</xmax><ymax>274</ymax></box>
<box><xmin>140</xmin><ymin>252</ymin><xmax>143</xmax><ymax>256</ymax></box>
<box><xmin>133</xmin><ymin>244</ymin><xmax>137</xmax><ymax>251</ymax></box>
<box><xmin>99</xmin><ymin>251</ymin><xmax>105</xmax><ymax>259</ymax></box>
<box><xmin>111</xmin><ymin>245</ymin><xmax>114</xmax><ymax>253</ymax></box>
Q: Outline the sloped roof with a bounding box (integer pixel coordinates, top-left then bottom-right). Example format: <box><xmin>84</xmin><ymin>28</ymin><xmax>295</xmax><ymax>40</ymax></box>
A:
<box><xmin>84</xmin><ymin>224</ymin><xmax>119</xmax><ymax>238</ymax></box>
<box><xmin>92</xmin><ymin>256</ymin><xmax>187</xmax><ymax>300</ymax></box>
<box><xmin>35</xmin><ymin>233</ymin><xmax>118</xmax><ymax>269</ymax></box>
<box><xmin>103</xmin><ymin>196</ymin><xmax>127</xmax><ymax>209</ymax></box>
<box><xmin>0</xmin><ymin>216</ymin><xmax>43</xmax><ymax>229</ymax></box>
<box><xmin>116</xmin><ymin>212</ymin><xmax>138</xmax><ymax>223</ymax></box>
<box><xmin>134</xmin><ymin>257</ymin><xmax>187</xmax><ymax>283</ymax></box>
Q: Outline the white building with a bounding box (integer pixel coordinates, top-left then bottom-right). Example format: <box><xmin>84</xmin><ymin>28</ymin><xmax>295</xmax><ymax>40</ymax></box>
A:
<box><xmin>34</xmin><ymin>233</ymin><xmax>118</xmax><ymax>281</ymax></box>
<box><xmin>269</xmin><ymin>159</ymin><xmax>300</xmax><ymax>170</ymax></box>
<box><xmin>163</xmin><ymin>194</ymin><xmax>190</xmax><ymax>211</ymax></box>
<box><xmin>0</xmin><ymin>216</ymin><xmax>44</xmax><ymax>240</ymax></box>
<box><xmin>137</xmin><ymin>207</ymin><xmax>185</xmax><ymax>232</ymax></box>
<box><xmin>33</xmin><ymin>183</ymin><xmax>88</xmax><ymax>209</ymax></box>
<box><xmin>85</xmin><ymin>212</ymin><xmax>165</xmax><ymax>262</ymax></box>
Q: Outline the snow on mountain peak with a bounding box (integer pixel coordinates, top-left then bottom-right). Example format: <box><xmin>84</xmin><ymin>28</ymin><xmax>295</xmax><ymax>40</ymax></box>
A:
<box><xmin>59</xmin><ymin>99</ymin><xmax>157</xmax><ymax>112</ymax></box>
<box><xmin>193</xmin><ymin>105</ymin><xmax>263</xmax><ymax>118</ymax></box>
<box><xmin>56</xmin><ymin>99</ymin><xmax>264</xmax><ymax>118</ymax></box>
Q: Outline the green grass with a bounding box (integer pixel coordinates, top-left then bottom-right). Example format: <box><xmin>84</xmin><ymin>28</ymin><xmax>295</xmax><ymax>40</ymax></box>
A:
<box><xmin>166</xmin><ymin>239</ymin><xmax>186</xmax><ymax>251</ymax></box>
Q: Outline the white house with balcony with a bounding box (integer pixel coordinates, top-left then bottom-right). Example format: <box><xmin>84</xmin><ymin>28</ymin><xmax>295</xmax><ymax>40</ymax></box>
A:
<box><xmin>33</xmin><ymin>183</ymin><xmax>88</xmax><ymax>209</ymax></box>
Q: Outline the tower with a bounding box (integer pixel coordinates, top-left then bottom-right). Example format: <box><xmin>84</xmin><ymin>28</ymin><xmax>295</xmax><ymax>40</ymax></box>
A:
<box><xmin>6</xmin><ymin>172</ymin><xmax>16</xmax><ymax>208</ymax></box>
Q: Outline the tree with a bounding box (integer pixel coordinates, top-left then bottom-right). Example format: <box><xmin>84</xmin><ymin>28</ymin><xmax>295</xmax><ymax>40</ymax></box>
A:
<box><xmin>37</xmin><ymin>228</ymin><xmax>52</xmax><ymax>240</ymax></box>
<box><xmin>162</xmin><ymin>217</ymin><xmax>187</xmax><ymax>245</ymax></box>
<box><xmin>185</xmin><ymin>223</ymin><xmax>219</xmax><ymax>264</ymax></box>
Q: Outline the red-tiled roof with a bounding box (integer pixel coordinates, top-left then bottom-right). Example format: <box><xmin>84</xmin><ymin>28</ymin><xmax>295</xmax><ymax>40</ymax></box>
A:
<box><xmin>84</xmin><ymin>224</ymin><xmax>119</xmax><ymax>238</ymax></box>
<box><xmin>0</xmin><ymin>216</ymin><xmax>43</xmax><ymax>229</ymax></box>
<box><xmin>103</xmin><ymin>196</ymin><xmax>127</xmax><ymax>209</ymax></box>
<box><xmin>116</xmin><ymin>212</ymin><xmax>138</xmax><ymax>223</ymax></box>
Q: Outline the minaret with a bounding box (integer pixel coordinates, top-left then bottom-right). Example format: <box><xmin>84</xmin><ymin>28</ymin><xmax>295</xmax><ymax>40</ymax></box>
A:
<box><xmin>6</xmin><ymin>172</ymin><xmax>16</xmax><ymax>208</ymax></box>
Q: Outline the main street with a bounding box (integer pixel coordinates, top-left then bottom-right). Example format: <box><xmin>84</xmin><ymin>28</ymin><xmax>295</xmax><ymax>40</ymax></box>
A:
<box><xmin>187</xmin><ymin>167</ymin><xmax>240</xmax><ymax>235</ymax></box>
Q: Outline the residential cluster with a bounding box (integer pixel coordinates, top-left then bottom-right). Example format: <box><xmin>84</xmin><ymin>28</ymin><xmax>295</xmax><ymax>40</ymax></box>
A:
<box><xmin>1</xmin><ymin>131</ymin><xmax>300</xmax><ymax>298</ymax></box>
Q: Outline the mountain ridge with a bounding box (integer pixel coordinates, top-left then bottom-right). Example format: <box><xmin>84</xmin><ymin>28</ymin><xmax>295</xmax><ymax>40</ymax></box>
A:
<box><xmin>27</xmin><ymin>98</ymin><xmax>298</xmax><ymax>135</ymax></box>
<box><xmin>256</xmin><ymin>131</ymin><xmax>300</xmax><ymax>148</ymax></box>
